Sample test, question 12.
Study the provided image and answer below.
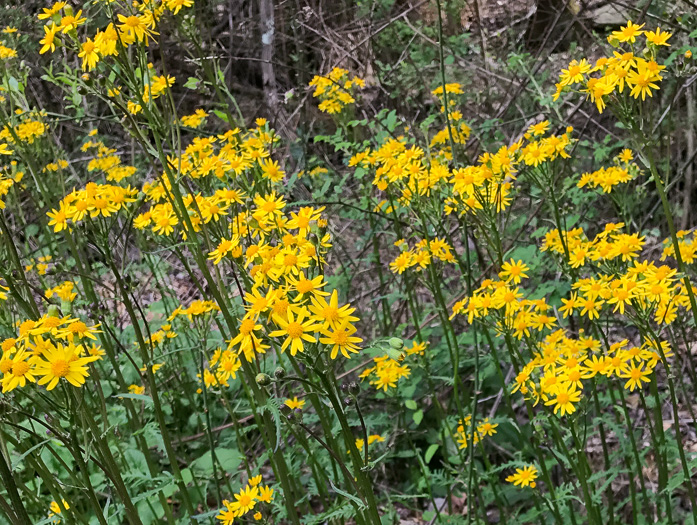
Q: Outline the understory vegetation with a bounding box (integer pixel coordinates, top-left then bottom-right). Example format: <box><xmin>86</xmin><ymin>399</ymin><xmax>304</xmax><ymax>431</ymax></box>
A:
<box><xmin>1</xmin><ymin>0</ymin><xmax>697</xmax><ymax>523</ymax></box>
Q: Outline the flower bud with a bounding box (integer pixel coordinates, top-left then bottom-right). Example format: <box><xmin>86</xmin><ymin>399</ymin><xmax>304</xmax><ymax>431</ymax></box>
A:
<box><xmin>274</xmin><ymin>367</ymin><xmax>286</xmax><ymax>379</ymax></box>
<box><xmin>348</xmin><ymin>382</ymin><xmax>359</xmax><ymax>396</ymax></box>
<box><xmin>255</xmin><ymin>373</ymin><xmax>271</xmax><ymax>386</ymax></box>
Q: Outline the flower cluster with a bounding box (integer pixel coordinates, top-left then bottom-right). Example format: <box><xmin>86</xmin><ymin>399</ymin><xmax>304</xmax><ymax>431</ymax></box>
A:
<box><xmin>25</xmin><ymin>254</ymin><xmax>52</xmax><ymax>276</ymax></box>
<box><xmin>360</xmin><ymin>353</ymin><xmax>411</xmax><ymax>391</ymax></box>
<box><xmin>430</xmin><ymin>83</ymin><xmax>472</xmax><ymax>153</ymax></box>
<box><xmin>45</xmin><ymin>281</ymin><xmax>78</xmax><ymax>303</ymax></box>
<box><xmin>554</xmin><ymin>21</ymin><xmax>671</xmax><ymax>112</ymax></box>
<box><xmin>541</xmin><ymin>222</ymin><xmax>644</xmax><ymax>268</ymax></box>
<box><xmin>48</xmin><ymin>182</ymin><xmax>138</xmax><ymax>232</ymax></box>
<box><xmin>577</xmin><ymin>149</ymin><xmax>640</xmax><ymax>193</ymax></box>
<box><xmin>513</xmin><ymin>330</ymin><xmax>668</xmax><ymax>416</ymax></box>
<box><xmin>455</xmin><ymin>415</ymin><xmax>498</xmax><ymax>449</ymax></box>
<box><xmin>309</xmin><ymin>67</ymin><xmax>365</xmax><ymax>114</ymax></box>
<box><xmin>662</xmin><ymin>229</ymin><xmax>697</xmax><ymax>265</ymax></box>
<box><xmin>38</xmin><ymin>1</ymin><xmax>192</xmax><ymax>70</ymax></box>
<box><xmin>83</xmin><ymin>132</ymin><xmax>138</xmax><ymax>182</ymax></box>
<box><xmin>0</xmin><ymin>112</ymin><xmax>47</xmax><ymax>145</ymax></box>
<box><xmin>351</xmin><ymin>120</ymin><xmax>572</xmax><ymax>221</ymax></box>
<box><xmin>389</xmin><ymin>237</ymin><xmax>456</xmax><ymax>274</ymax></box>
<box><xmin>181</xmin><ymin>108</ymin><xmax>208</xmax><ymax>128</ymax></box>
<box><xmin>0</xmin><ymin>313</ymin><xmax>102</xmax><ymax>393</ymax></box>
<box><xmin>216</xmin><ymin>475</ymin><xmax>274</xmax><ymax>524</ymax></box>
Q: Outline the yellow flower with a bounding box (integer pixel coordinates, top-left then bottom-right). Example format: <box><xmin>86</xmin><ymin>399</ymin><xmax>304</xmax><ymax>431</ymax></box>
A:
<box><xmin>128</xmin><ymin>384</ymin><xmax>145</xmax><ymax>395</ymax></box>
<box><xmin>527</xmin><ymin>120</ymin><xmax>549</xmax><ymax>136</ymax></box>
<box><xmin>319</xmin><ymin>321</ymin><xmax>362</xmax><ymax>359</ymax></box>
<box><xmin>645</xmin><ymin>28</ymin><xmax>671</xmax><ymax>46</ymax></box>
<box><xmin>38</xmin><ymin>2</ymin><xmax>67</xmax><ymax>20</ymax></box>
<box><xmin>229</xmin><ymin>485</ymin><xmax>258</xmax><ymax>516</ymax></box>
<box><xmin>117</xmin><ymin>13</ymin><xmax>156</xmax><ymax>44</ymax></box>
<box><xmin>59</xmin><ymin>10</ymin><xmax>86</xmax><ymax>33</ymax></box>
<box><xmin>618</xmin><ymin>149</ymin><xmax>633</xmax><ymax>163</ymax></box>
<box><xmin>33</xmin><ymin>343</ymin><xmax>100</xmax><ymax>390</ymax></box>
<box><xmin>269</xmin><ymin>309</ymin><xmax>319</xmax><ymax>355</ymax></box>
<box><xmin>619</xmin><ymin>362</ymin><xmax>652</xmax><ymax>391</ymax></box>
<box><xmin>499</xmin><ymin>259</ymin><xmax>529</xmax><ymax>284</ymax></box>
<box><xmin>39</xmin><ymin>24</ymin><xmax>58</xmax><ymax>54</ymax></box>
<box><xmin>165</xmin><ymin>0</ymin><xmax>194</xmax><ymax>14</ymax></box>
<box><xmin>259</xmin><ymin>158</ymin><xmax>285</xmax><ymax>182</ymax></box>
<box><xmin>0</xmin><ymin>348</ymin><xmax>36</xmax><ymax>392</ymax></box>
<box><xmin>584</xmin><ymin>77</ymin><xmax>615</xmax><ymax>113</ymax></box>
<box><xmin>208</xmin><ymin>237</ymin><xmax>240</xmax><ymax>264</ymax></box>
<box><xmin>258</xmin><ymin>485</ymin><xmax>273</xmax><ymax>503</ymax></box>
<box><xmin>544</xmin><ymin>382</ymin><xmax>581</xmax><ymax>416</ymax></box>
<box><xmin>181</xmin><ymin>109</ymin><xmax>208</xmax><ymax>127</ymax></box>
<box><xmin>216</xmin><ymin>503</ymin><xmax>236</xmax><ymax>525</ymax></box>
<box><xmin>47</xmin><ymin>205</ymin><xmax>69</xmax><ymax>232</ymax></box>
<box><xmin>308</xmin><ymin>290</ymin><xmax>359</xmax><ymax>329</ymax></box>
<box><xmin>505</xmin><ymin>465</ymin><xmax>538</xmax><ymax>488</ymax></box>
<box><xmin>627</xmin><ymin>63</ymin><xmax>661</xmax><ymax>100</ymax></box>
<box><xmin>78</xmin><ymin>38</ymin><xmax>99</xmax><ymax>71</ymax></box>
<box><xmin>48</xmin><ymin>499</ymin><xmax>70</xmax><ymax>522</ymax></box>
<box><xmin>609</xmin><ymin>21</ymin><xmax>644</xmax><ymax>44</ymax></box>
<box><xmin>285</xmin><ymin>396</ymin><xmax>305</xmax><ymax>409</ymax></box>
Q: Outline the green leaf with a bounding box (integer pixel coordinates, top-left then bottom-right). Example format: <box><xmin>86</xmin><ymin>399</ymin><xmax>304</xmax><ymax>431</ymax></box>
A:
<box><xmin>8</xmin><ymin>76</ymin><xmax>20</xmax><ymax>93</ymax></box>
<box><xmin>213</xmin><ymin>110</ymin><xmax>229</xmax><ymax>123</ymax></box>
<box><xmin>116</xmin><ymin>393</ymin><xmax>154</xmax><ymax>405</ymax></box>
<box><xmin>12</xmin><ymin>439</ymin><xmax>51</xmax><ymax>472</ymax></box>
<box><xmin>191</xmin><ymin>448</ymin><xmax>242</xmax><ymax>476</ymax></box>
<box><xmin>181</xmin><ymin>468</ymin><xmax>193</xmax><ymax>485</ymax></box>
<box><xmin>413</xmin><ymin>409</ymin><xmax>423</xmax><ymax>426</ymax></box>
<box><xmin>424</xmin><ymin>444</ymin><xmax>439</xmax><ymax>464</ymax></box>
<box><xmin>404</xmin><ymin>399</ymin><xmax>417</xmax><ymax>410</ymax></box>
<box><xmin>184</xmin><ymin>77</ymin><xmax>200</xmax><ymax>89</ymax></box>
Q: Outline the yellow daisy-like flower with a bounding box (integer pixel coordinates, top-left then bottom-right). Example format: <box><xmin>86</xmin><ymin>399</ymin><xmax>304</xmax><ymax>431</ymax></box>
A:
<box><xmin>609</xmin><ymin>21</ymin><xmax>644</xmax><ymax>44</ymax></box>
<box><xmin>269</xmin><ymin>309</ymin><xmax>319</xmax><ymax>355</ymax></box>
<box><xmin>645</xmin><ymin>27</ymin><xmax>671</xmax><ymax>46</ymax></box>
<box><xmin>499</xmin><ymin>259</ymin><xmax>529</xmax><ymax>284</ymax></box>
<box><xmin>229</xmin><ymin>485</ymin><xmax>258</xmax><ymax>516</ymax></box>
<box><xmin>33</xmin><ymin>343</ymin><xmax>100</xmax><ymax>390</ymax></box>
<box><xmin>1</xmin><ymin>348</ymin><xmax>36</xmax><ymax>392</ymax></box>
<box><xmin>78</xmin><ymin>38</ymin><xmax>99</xmax><ymax>71</ymax></box>
<box><xmin>285</xmin><ymin>396</ymin><xmax>305</xmax><ymax>409</ymax></box>
<box><xmin>39</xmin><ymin>24</ymin><xmax>59</xmax><ymax>54</ymax></box>
<box><xmin>58</xmin><ymin>10</ymin><xmax>86</xmax><ymax>33</ymax></box>
<box><xmin>505</xmin><ymin>465</ymin><xmax>538</xmax><ymax>488</ymax></box>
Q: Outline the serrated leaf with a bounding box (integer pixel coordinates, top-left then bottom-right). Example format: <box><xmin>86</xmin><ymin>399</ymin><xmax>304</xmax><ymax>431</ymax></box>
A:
<box><xmin>258</xmin><ymin>397</ymin><xmax>284</xmax><ymax>451</ymax></box>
